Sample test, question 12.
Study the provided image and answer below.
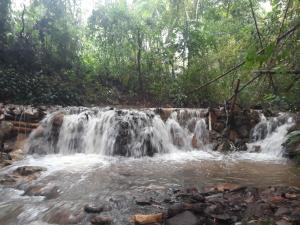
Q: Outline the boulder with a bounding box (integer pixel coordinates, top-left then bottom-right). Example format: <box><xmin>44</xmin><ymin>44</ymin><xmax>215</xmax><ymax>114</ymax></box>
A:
<box><xmin>90</xmin><ymin>216</ymin><xmax>112</xmax><ymax>225</ymax></box>
<box><xmin>216</xmin><ymin>140</ymin><xmax>233</xmax><ymax>152</ymax></box>
<box><xmin>52</xmin><ymin>112</ymin><xmax>64</xmax><ymax>127</ymax></box>
<box><xmin>13</xmin><ymin>166</ymin><xmax>46</xmax><ymax>176</ymax></box>
<box><xmin>166</xmin><ymin>211</ymin><xmax>198</xmax><ymax>225</ymax></box>
<box><xmin>282</xmin><ymin>130</ymin><xmax>300</xmax><ymax>163</ymax></box>
<box><xmin>23</xmin><ymin>185</ymin><xmax>60</xmax><ymax>199</ymax></box>
<box><xmin>84</xmin><ymin>205</ymin><xmax>104</xmax><ymax>213</ymax></box>
<box><xmin>0</xmin><ymin>121</ymin><xmax>13</xmax><ymax>140</ymax></box>
<box><xmin>213</xmin><ymin>122</ymin><xmax>225</xmax><ymax>133</ymax></box>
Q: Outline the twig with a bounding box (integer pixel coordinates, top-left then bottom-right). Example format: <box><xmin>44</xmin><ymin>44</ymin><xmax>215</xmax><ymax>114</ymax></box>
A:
<box><xmin>227</xmin><ymin>74</ymin><xmax>262</xmax><ymax>102</ymax></box>
<box><xmin>253</xmin><ymin>70</ymin><xmax>300</xmax><ymax>75</ymax></box>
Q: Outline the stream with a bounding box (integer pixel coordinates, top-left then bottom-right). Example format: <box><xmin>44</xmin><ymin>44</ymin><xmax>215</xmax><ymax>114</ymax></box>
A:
<box><xmin>0</xmin><ymin>107</ymin><xmax>300</xmax><ymax>225</ymax></box>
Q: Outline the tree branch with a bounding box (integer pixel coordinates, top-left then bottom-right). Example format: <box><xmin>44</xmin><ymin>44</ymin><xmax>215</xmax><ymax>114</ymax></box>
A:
<box><xmin>189</xmin><ymin>22</ymin><xmax>300</xmax><ymax>93</ymax></box>
<box><xmin>249</xmin><ymin>0</ymin><xmax>263</xmax><ymax>49</ymax></box>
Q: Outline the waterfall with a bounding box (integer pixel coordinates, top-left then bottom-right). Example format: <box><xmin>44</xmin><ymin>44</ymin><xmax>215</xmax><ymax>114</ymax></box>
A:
<box><xmin>26</xmin><ymin>107</ymin><xmax>294</xmax><ymax>158</ymax></box>
<box><xmin>247</xmin><ymin>113</ymin><xmax>294</xmax><ymax>157</ymax></box>
<box><xmin>26</xmin><ymin>108</ymin><xmax>209</xmax><ymax>157</ymax></box>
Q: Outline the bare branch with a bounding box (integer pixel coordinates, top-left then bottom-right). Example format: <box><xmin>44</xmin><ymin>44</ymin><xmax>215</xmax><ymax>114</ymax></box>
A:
<box><xmin>249</xmin><ymin>0</ymin><xmax>263</xmax><ymax>49</ymax></box>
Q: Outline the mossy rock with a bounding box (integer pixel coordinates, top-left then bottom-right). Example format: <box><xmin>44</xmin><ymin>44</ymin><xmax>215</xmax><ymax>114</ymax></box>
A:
<box><xmin>283</xmin><ymin>130</ymin><xmax>300</xmax><ymax>162</ymax></box>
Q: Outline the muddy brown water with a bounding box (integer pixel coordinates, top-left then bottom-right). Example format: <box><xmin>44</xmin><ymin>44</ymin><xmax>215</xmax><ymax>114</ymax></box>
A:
<box><xmin>0</xmin><ymin>151</ymin><xmax>300</xmax><ymax>225</ymax></box>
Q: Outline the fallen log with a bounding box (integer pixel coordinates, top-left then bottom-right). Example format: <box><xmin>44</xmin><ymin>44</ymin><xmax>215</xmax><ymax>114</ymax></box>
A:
<box><xmin>130</xmin><ymin>213</ymin><xmax>164</xmax><ymax>224</ymax></box>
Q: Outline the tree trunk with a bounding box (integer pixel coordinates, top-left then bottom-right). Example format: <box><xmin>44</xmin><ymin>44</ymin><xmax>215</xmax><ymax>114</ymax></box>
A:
<box><xmin>137</xmin><ymin>29</ymin><xmax>143</xmax><ymax>97</ymax></box>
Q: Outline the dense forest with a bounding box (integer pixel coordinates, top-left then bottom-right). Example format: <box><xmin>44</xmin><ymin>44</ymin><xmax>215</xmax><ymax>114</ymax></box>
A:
<box><xmin>0</xmin><ymin>0</ymin><xmax>299</xmax><ymax>109</ymax></box>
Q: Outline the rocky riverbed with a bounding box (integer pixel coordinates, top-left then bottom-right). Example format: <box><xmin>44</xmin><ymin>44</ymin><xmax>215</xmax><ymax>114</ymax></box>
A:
<box><xmin>1</xmin><ymin>163</ymin><xmax>300</xmax><ymax>225</ymax></box>
<box><xmin>131</xmin><ymin>184</ymin><xmax>300</xmax><ymax>225</ymax></box>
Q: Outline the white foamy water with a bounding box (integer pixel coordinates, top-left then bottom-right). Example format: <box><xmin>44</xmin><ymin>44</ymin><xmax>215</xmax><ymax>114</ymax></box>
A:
<box><xmin>26</xmin><ymin>108</ymin><xmax>210</xmax><ymax>157</ymax></box>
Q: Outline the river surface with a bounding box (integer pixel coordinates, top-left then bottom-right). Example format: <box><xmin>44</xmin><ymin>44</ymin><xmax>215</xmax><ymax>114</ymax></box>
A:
<box><xmin>0</xmin><ymin>151</ymin><xmax>300</xmax><ymax>225</ymax></box>
<box><xmin>0</xmin><ymin>108</ymin><xmax>300</xmax><ymax>225</ymax></box>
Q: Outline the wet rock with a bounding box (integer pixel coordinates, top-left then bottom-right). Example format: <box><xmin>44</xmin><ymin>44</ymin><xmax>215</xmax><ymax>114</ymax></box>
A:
<box><xmin>209</xmin><ymin>130</ymin><xmax>222</xmax><ymax>149</ymax></box>
<box><xmin>0</xmin><ymin>174</ymin><xmax>16</xmax><ymax>185</ymax></box>
<box><xmin>282</xmin><ymin>130</ymin><xmax>300</xmax><ymax>162</ymax></box>
<box><xmin>166</xmin><ymin>211</ymin><xmax>198</xmax><ymax>225</ymax></box>
<box><xmin>155</xmin><ymin>108</ymin><xmax>173</xmax><ymax>121</ymax></box>
<box><xmin>14</xmin><ymin>166</ymin><xmax>46</xmax><ymax>176</ymax></box>
<box><xmin>0</xmin><ymin>121</ymin><xmax>13</xmax><ymax>140</ymax></box>
<box><xmin>206</xmin><ymin>183</ymin><xmax>242</xmax><ymax>192</ymax></box>
<box><xmin>23</xmin><ymin>185</ymin><xmax>60</xmax><ymax>199</ymax></box>
<box><xmin>0</xmin><ymin>204</ymin><xmax>23</xmax><ymax>224</ymax></box>
<box><xmin>275</xmin><ymin>207</ymin><xmax>290</xmax><ymax>217</ymax></box>
<box><xmin>90</xmin><ymin>216</ymin><xmax>112</xmax><ymax>225</ymax></box>
<box><xmin>0</xmin><ymin>152</ymin><xmax>11</xmax><ymax>160</ymax></box>
<box><xmin>229</xmin><ymin>130</ymin><xmax>239</xmax><ymax>142</ymax></box>
<box><xmin>262</xmin><ymin>109</ymin><xmax>277</xmax><ymax>117</ymax></box>
<box><xmin>235</xmin><ymin>139</ymin><xmax>248</xmax><ymax>151</ymax></box>
<box><xmin>9</xmin><ymin>149</ymin><xmax>24</xmax><ymax>161</ymax></box>
<box><xmin>84</xmin><ymin>205</ymin><xmax>104</xmax><ymax>213</ymax></box>
<box><xmin>276</xmin><ymin>219</ymin><xmax>292</xmax><ymax>225</ymax></box>
<box><xmin>216</xmin><ymin>139</ymin><xmax>233</xmax><ymax>152</ymax></box>
<box><xmin>250</xmin><ymin>145</ymin><xmax>261</xmax><ymax>153</ymax></box>
<box><xmin>237</xmin><ymin>125</ymin><xmax>249</xmax><ymax>138</ymax></box>
<box><xmin>52</xmin><ymin>112</ymin><xmax>64</xmax><ymax>127</ymax></box>
<box><xmin>213</xmin><ymin>122</ymin><xmax>225</xmax><ymax>133</ymax></box>
<box><xmin>167</xmin><ymin>203</ymin><xmax>193</xmax><ymax>218</ymax></box>
<box><xmin>135</xmin><ymin>196</ymin><xmax>152</xmax><ymax>206</ymax></box>
<box><xmin>44</xmin><ymin>208</ymin><xmax>85</xmax><ymax>224</ymax></box>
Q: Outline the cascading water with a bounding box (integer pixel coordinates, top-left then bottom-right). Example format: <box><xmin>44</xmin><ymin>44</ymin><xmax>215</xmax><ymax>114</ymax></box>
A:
<box><xmin>247</xmin><ymin>113</ymin><xmax>294</xmax><ymax>157</ymax></box>
<box><xmin>26</xmin><ymin>107</ymin><xmax>210</xmax><ymax>157</ymax></box>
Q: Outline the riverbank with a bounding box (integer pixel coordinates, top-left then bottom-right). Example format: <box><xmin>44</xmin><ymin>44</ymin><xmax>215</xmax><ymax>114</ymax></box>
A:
<box><xmin>130</xmin><ymin>184</ymin><xmax>300</xmax><ymax>225</ymax></box>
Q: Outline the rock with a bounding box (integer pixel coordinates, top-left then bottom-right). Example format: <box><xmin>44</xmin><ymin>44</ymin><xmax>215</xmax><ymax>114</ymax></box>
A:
<box><xmin>229</xmin><ymin>130</ymin><xmax>239</xmax><ymax>142</ymax></box>
<box><xmin>166</xmin><ymin>211</ymin><xmax>198</xmax><ymax>225</ymax></box>
<box><xmin>155</xmin><ymin>108</ymin><xmax>173</xmax><ymax>121</ymax></box>
<box><xmin>235</xmin><ymin>139</ymin><xmax>248</xmax><ymax>151</ymax></box>
<box><xmin>0</xmin><ymin>152</ymin><xmax>11</xmax><ymax>160</ymax></box>
<box><xmin>44</xmin><ymin>208</ymin><xmax>84</xmax><ymax>224</ymax></box>
<box><xmin>216</xmin><ymin>140</ymin><xmax>233</xmax><ymax>152</ymax></box>
<box><xmin>131</xmin><ymin>213</ymin><xmax>164</xmax><ymax>224</ymax></box>
<box><xmin>52</xmin><ymin>112</ymin><xmax>64</xmax><ymax>127</ymax></box>
<box><xmin>167</xmin><ymin>203</ymin><xmax>193</xmax><ymax>218</ymax></box>
<box><xmin>135</xmin><ymin>196</ymin><xmax>152</xmax><ymax>206</ymax></box>
<box><xmin>250</xmin><ymin>145</ymin><xmax>261</xmax><ymax>153</ymax></box>
<box><xmin>206</xmin><ymin>183</ymin><xmax>241</xmax><ymax>192</ymax></box>
<box><xmin>0</xmin><ymin>204</ymin><xmax>23</xmax><ymax>224</ymax></box>
<box><xmin>191</xmin><ymin>135</ymin><xmax>204</xmax><ymax>149</ymax></box>
<box><xmin>237</xmin><ymin>125</ymin><xmax>249</xmax><ymax>138</ymax></box>
<box><xmin>84</xmin><ymin>205</ymin><xmax>104</xmax><ymax>213</ymax></box>
<box><xmin>90</xmin><ymin>216</ymin><xmax>112</xmax><ymax>225</ymax></box>
<box><xmin>24</xmin><ymin>107</ymin><xmax>40</xmax><ymax>121</ymax></box>
<box><xmin>282</xmin><ymin>130</ymin><xmax>300</xmax><ymax>162</ymax></box>
<box><xmin>9</xmin><ymin>149</ymin><xmax>24</xmax><ymax>161</ymax></box>
<box><xmin>213</xmin><ymin>122</ymin><xmax>225</xmax><ymax>133</ymax></box>
<box><xmin>262</xmin><ymin>109</ymin><xmax>277</xmax><ymax>117</ymax></box>
<box><xmin>275</xmin><ymin>207</ymin><xmax>290</xmax><ymax>217</ymax></box>
<box><xmin>0</xmin><ymin>174</ymin><xmax>16</xmax><ymax>185</ymax></box>
<box><xmin>0</xmin><ymin>121</ymin><xmax>13</xmax><ymax>140</ymax></box>
<box><xmin>14</xmin><ymin>166</ymin><xmax>46</xmax><ymax>176</ymax></box>
<box><xmin>276</xmin><ymin>219</ymin><xmax>292</xmax><ymax>225</ymax></box>
<box><xmin>23</xmin><ymin>185</ymin><xmax>60</xmax><ymax>199</ymax></box>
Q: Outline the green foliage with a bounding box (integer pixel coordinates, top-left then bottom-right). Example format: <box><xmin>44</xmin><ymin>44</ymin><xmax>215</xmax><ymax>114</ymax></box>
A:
<box><xmin>0</xmin><ymin>0</ymin><xmax>299</xmax><ymax>108</ymax></box>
